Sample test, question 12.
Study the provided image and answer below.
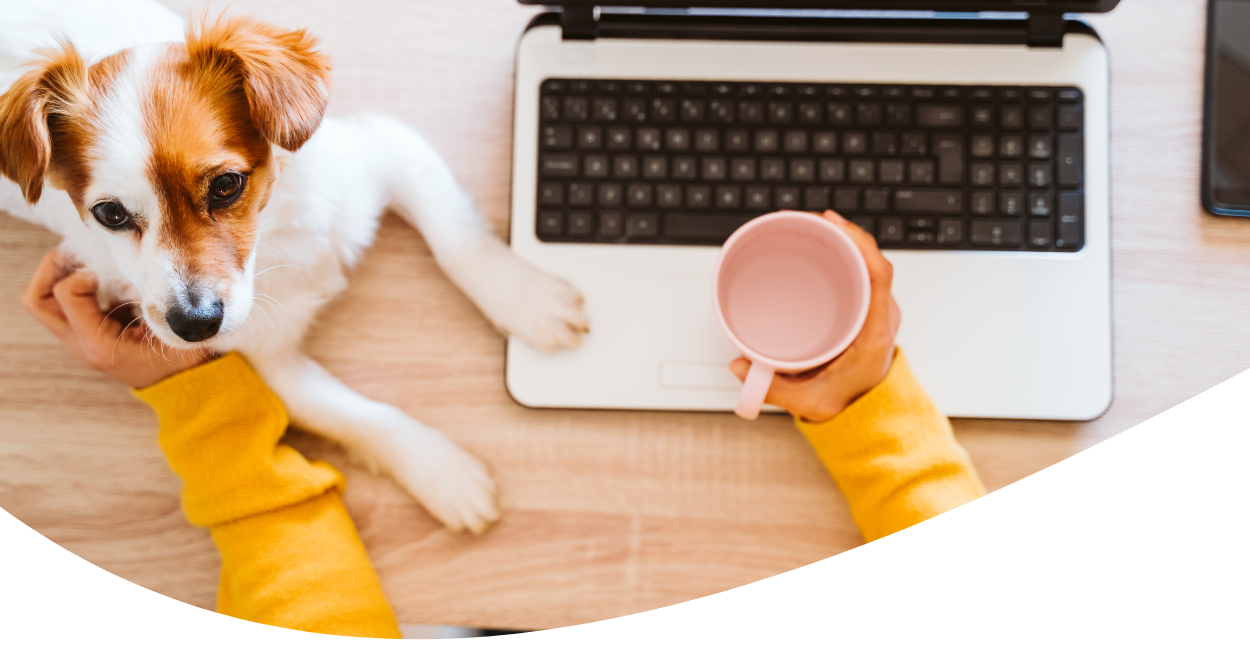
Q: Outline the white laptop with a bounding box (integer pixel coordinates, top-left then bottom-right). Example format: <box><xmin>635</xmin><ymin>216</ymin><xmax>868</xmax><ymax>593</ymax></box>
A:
<box><xmin>506</xmin><ymin>1</ymin><xmax>1116</xmax><ymax>420</ymax></box>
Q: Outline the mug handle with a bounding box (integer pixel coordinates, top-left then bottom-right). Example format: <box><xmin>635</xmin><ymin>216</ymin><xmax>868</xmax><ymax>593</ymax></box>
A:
<box><xmin>735</xmin><ymin>360</ymin><xmax>775</xmax><ymax>420</ymax></box>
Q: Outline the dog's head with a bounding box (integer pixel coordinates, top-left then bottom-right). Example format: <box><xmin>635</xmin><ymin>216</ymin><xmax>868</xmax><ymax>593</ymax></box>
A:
<box><xmin>0</xmin><ymin>17</ymin><xmax>330</xmax><ymax>347</ymax></box>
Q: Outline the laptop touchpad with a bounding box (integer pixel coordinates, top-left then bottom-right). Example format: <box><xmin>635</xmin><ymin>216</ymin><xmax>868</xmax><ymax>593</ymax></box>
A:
<box><xmin>656</xmin><ymin>274</ymin><xmax>741</xmax><ymax>389</ymax></box>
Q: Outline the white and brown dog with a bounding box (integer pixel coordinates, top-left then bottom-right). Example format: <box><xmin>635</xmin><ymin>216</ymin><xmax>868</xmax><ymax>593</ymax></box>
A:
<box><xmin>0</xmin><ymin>0</ymin><xmax>588</xmax><ymax>534</ymax></box>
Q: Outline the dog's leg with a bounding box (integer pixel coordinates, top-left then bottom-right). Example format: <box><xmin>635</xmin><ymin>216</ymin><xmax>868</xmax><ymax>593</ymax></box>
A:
<box><xmin>371</xmin><ymin>118</ymin><xmax>590</xmax><ymax>352</ymax></box>
<box><xmin>249</xmin><ymin>348</ymin><xmax>499</xmax><ymax>534</ymax></box>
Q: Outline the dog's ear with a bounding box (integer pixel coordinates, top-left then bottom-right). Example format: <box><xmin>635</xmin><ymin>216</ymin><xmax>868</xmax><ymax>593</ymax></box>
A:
<box><xmin>0</xmin><ymin>44</ymin><xmax>88</xmax><ymax>204</ymax></box>
<box><xmin>187</xmin><ymin>16</ymin><xmax>331</xmax><ymax>152</ymax></box>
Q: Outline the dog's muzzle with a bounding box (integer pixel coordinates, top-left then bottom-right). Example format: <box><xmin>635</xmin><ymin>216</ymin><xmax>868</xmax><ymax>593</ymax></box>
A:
<box><xmin>166</xmin><ymin>298</ymin><xmax>224</xmax><ymax>343</ymax></box>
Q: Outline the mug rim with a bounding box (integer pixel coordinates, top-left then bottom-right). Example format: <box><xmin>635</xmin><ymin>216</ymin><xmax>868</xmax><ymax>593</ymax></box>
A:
<box><xmin>711</xmin><ymin>210</ymin><xmax>872</xmax><ymax>372</ymax></box>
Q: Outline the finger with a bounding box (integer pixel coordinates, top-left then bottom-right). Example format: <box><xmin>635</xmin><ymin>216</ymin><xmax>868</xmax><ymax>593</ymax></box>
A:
<box><xmin>53</xmin><ymin>272</ymin><xmax>121</xmax><ymax>347</ymax></box>
<box><xmin>730</xmin><ymin>357</ymin><xmax>750</xmax><ymax>381</ymax></box>
<box><xmin>22</xmin><ymin>250</ymin><xmax>72</xmax><ymax>336</ymax></box>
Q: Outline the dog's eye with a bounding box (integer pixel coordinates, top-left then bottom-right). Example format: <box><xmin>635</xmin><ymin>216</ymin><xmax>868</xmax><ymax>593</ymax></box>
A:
<box><xmin>210</xmin><ymin>173</ymin><xmax>245</xmax><ymax>204</ymax></box>
<box><xmin>90</xmin><ymin>201</ymin><xmax>131</xmax><ymax>230</ymax></box>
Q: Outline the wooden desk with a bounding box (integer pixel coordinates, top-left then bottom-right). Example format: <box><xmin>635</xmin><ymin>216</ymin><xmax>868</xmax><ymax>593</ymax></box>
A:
<box><xmin>2</xmin><ymin>0</ymin><xmax>1246</xmax><ymax>631</ymax></box>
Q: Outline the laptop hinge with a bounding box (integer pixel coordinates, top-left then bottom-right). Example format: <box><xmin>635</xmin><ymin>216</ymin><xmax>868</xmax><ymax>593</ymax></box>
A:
<box><xmin>1026</xmin><ymin>11</ymin><xmax>1066</xmax><ymax>48</ymax></box>
<box><xmin>561</xmin><ymin>5</ymin><xmax>599</xmax><ymax>40</ymax></box>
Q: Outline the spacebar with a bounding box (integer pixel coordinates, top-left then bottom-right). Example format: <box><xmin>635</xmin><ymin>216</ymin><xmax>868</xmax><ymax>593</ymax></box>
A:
<box><xmin>662</xmin><ymin>213</ymin><xmax>758</xmax><ymax>243</ymax></box>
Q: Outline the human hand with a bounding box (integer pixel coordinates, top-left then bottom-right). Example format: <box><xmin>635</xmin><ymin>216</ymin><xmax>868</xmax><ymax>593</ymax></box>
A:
<box><xmin>730</xmin><ymin>210</ymin><xmax>902</xmax><ymax>423</ymax></box>
<box><xmin>22</xmin><ymin>250</ymin><xmax>212</xmax><ymax>388</ymax></box>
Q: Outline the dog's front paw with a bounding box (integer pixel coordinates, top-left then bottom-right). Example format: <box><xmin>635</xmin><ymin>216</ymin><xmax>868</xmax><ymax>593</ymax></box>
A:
<box><xmin>455</xmin><ymin>241</ymin><xmax>589</xmax><ymax>353</ymax></box>
<box><xmin>388</xmin><ymin>426</ymin><xmax>500</xmax><ymax>534</ymax></box>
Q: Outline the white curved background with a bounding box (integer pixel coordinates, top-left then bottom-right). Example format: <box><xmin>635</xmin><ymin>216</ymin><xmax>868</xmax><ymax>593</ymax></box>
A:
<box><xmin>4</xmin><ymin>369</ymin><xmax>1249</xmax><ymax>649</ymax></box>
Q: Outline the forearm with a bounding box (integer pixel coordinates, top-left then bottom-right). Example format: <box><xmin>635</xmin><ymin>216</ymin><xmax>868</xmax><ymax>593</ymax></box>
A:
<box><xmin>134</xmin><ymin>353</ymin><xmax>400</xmax><ymax>638</ymax></box>
<box><xmin>796</xmin><ymin>349</ymin><xmax>985</xmax><ymax>542</ymax></box>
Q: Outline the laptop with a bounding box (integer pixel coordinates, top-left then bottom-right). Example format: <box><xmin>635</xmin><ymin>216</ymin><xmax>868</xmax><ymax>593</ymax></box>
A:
<box><xmin>506</xmin><ymin>1</ymin><xmax>1116</xmax><ymax>420</ymax></box>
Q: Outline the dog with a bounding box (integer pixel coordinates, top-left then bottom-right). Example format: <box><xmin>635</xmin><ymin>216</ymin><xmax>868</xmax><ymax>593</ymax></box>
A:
<box><xmin>0</xmin><ymin>0</ymin><xmax>588</xmax><ymax>534</ymax></box>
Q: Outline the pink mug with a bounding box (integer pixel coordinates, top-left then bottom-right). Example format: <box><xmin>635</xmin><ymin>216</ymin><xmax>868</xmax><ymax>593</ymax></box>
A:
<box><xmin>711</xmin><ymin>211</ymin><xmax>872</xmax><ymax>420</ymax></box>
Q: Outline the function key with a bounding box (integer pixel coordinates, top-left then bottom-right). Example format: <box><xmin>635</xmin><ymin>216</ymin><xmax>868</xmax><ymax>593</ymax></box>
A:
<box><xmin>797</xmin><ymin>84</ymin><xmax>821</xmax><ymax>97</ymax></box>
<box><xmin>998</xmin><ymin>87</ymin><xmax>1025</xmax><ymax>101</ymax></box>
<box><xmin>740</xmin><ymin>83</ymin><xmax>766</xmax><ymax>97</ymax></box>
<box><xmin>711</xmin><ymin>82</ymin><xmax>736</xmax><ymax>96</ymax></box>
<box><xmin>655</xmin><ymin>81</ymin><xmax>679</xmax><ymax>95</ymax></box>
<box><xmin>882</xmin><ymin>86</ymin><xmax>907</xmax><ymax>99</ymax></box>
<box><xmin>940</xmin><ymin>87</ymin><xmax>964</xmax><ymax>100</ymax></box>
<box><xmin>570</xmin><ymin>80</ymin><xmax>592</xmax><ymax>94</ymax></box>
<box><xmin>853</xmin><ymin>85</ymin><xmax>878</xmax><ymax>99</ymax></box>
<box><xmin>683</xmin><ymin>81</ymin><xmax>708</xmax><ymax>95</ymax></box>
<box><xmin>911</xmin><ymin>86</ymin><xmax>936</xmax><ymax>99</ymax></box>
<box><xmin>824</xmin><ymin>84</ymin><xmax>851</xmax><ymax>98</ymax></box>
<box><xmin>1057</xmin><ymin>87</ymin><xmax>1083</xmax><ymax>102</ymax></box>
<box><xmin>1028</xmin><ymin>88</ymin><xmax>1054</xmax><ymax>102</ymax></box>
<box><xmin>625</xmin><ymin>81</ymin><xmax>650</xmax><ymax>95</ymax></box>
<box><xmin>542</xmin><ymin>79</ymin><xmax>567</xmax><ymax>94</ymax></box>
<box><xmin>768</xmin><ymin>83</ymin><xmax>793</xmax><ymax>97</ymax></box>
<box><xmin>596</xmin><ymin>80</ymin><xmax>621</xmax><ymax>94</ymax></box>
<box><xmin>969</xmin><ymin>88</ymin><xmax>994</xmax><ymax>101</ymax></box>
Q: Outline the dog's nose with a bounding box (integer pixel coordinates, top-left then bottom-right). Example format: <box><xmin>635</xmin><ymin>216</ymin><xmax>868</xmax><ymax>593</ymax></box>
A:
<box><xmin>166</xmin><ymin>300</ymin><xmax>224</xmax><ymax>343</ymax></box>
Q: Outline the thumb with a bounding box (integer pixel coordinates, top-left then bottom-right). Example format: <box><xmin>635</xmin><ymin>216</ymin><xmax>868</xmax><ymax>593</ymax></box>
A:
<box><xmin>730</xmin><ymin>357</ymin><xmax>751</xmax><ymax>381</ymax></box>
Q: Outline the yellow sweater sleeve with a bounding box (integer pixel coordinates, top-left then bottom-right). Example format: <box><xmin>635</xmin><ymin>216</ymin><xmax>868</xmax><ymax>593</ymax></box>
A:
<box><xmin>133</xmin><ymin>353</ymin><xmax>401</xmax><ymax>639</ymax></box>
<box><xmin>796</xmin><ymin>348</ymin><xmax>986</xmax><ymax>542</ymax></box>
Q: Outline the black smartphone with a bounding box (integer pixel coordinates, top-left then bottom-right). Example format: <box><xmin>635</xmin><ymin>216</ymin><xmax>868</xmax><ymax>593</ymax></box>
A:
<box><xmin>1204</xmin><ymin>0</ymin><xmax>1250</xmax><ymax>216</ymax></box>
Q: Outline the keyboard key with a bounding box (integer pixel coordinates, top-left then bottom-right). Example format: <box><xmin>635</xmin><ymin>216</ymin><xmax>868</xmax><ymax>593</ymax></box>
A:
<box><xmin>541</xmin><ymin>154</ymin><xmax>579</xmax><ymax>177</ymax></box>
<box><xmin>657</xmin><ymin>184</ymin><xmax>682</xmax><ymax>208</ymax></box>
<box><xmin>651</xmin><ymin>99</ymin><xmax>676</xmax><ymax>122</ymax></box>
<box><xmin>909</xmin><ymin>160</ymin><xmax>935</xmax><ymax>185</ymax></box>
<box><xmin>999</xmin><ymin>191</ymin><xmax>1023</xmax><ymax>216</ymax></box>
<box><xmin>813</xmin><ymin>131</ymin><xmax>839</xmax><ymax>153</ymax></box>
<box><xmin>871</xmin><ymin>132</ymin><xmax>898</xmax><ymax>156</ymax></box>
<box><xmin>717</xmin><ymin>186</ymin><xmax>742</xmax><ymax>209</ymax></box>
<box><xmin>739</xmin><ymin>101</ymin><xmax>764</xmax><ymax>123</ymax></box>
<box><xmin>673</xmin><ymin>157</ymin><xmax>698</xmax><ymax>179</ymax></box>
<box><xmin>689</xmin><ymin>128</ymin><xmax>715</xmax><ymax>151</ymax></box>
<box><xmin>970</xmin><ymin>220</ymin><xmax>1022</xmax><ymax>246</ymax></box>
<box><xmin>626</xmin><ymin>213</ymin><xmax>659</xmax><ymax>238</ymax></box>
<box><xmin>754</xmin><ymin>130</ymin><xmax>779</xmax><ymax>152</ymax></box>
<box><xmin>746</xmin><ymin>186</ymin><xmax>771</xmax><ymax>209</ymax></box>
<box><xmin>804</xmin><ymin>187</ymin><xmax>830</xmax><ymax>211</ymax></box>
<box><xmin>1057</xmin><ymin>134</ymin><xmax>1083</xmax><ymax>187</ymax></box>
<box><xmin>1000</xmin><ymin>163</ymin><xmax>1023</xmax><ymax>186</ymax></box>
<box><xmin>613</xmin><ymin>156</ymin><xmax>639</xmax><ymax>178</ymax></box>
<box><xmin>627</xmin><ymin>183</ymin><xmax>653</xmax><ymax>207</ymax></box>
<box><xmin>1000</xmin><ymin>135</ymin><xmax>1023</xmax><ymax>158</ymax></box>
<box><xmin>539</xmin><ymin>182</ymin><xmax>564</xmax><ymax>206</ymax></box>
<box><xmin>666</xmin><ymin>128</ymin><xmax>691</xmax><ymax>150</ymax></box>
<box><xmin>791</xmin><ymin>158</ymin><xmax>816</xmax><ymax>182</ymax></box>
<box><xmin>567</xmin><ymin>211</ymin><xmax>593</xmax><ymax>236</ymax></box>
<box><xmin>1028</xmin><ymin>191</ymin><xmax>1052</xmax><ymax>217</ymax></box>
<box><xmin>584</xmin><ymin>154</ymin><xmax>609</xmax><ymax>178</ymax></box>
<box><xmin>538</xmin><ymin>211</ymin><xmax>563</xmax><ymax>235</ymax></box>
<box><xmin>784</xmin><ymin>130</ymin><xmax>810</xmax><ymax>152</ymax></box>
<box><xmin>1028</xmin><ymin>106</ymin><xmax>1052</xmax><ymax>129</ymax></box>
<box><xmin>1029</xmin><ymin>135</ymin><xmax>1052</xmax><ymax>159</ymax></box>
<box><xmin>769</xmin><ymin>101</ymin><xmax>795</xmax><ymax>124</ymax></box>
<box><xmin>594</xmin><ymin>98</ymin><xmax>619</xmax><ymax>122</ymax></box>
<box><xmin>895</xmin><ymin>189</ymin><xmax>963</xmax><ymax>214</ymax></box>
<box><xmin>578</xmin><ymin>126</ymin><xmax>603</xmax><ymax>149</ymax></box>
<box><xmin>879</xmin><ymin>160</ymin><xmax>904</xmax><ymax>184</ymax></box>
<box><xmin>843</xmin><ymin>131</ymin><xmax>867</xmax><ymax>154</ymax></box>
<box><xmin>937</xmin><ymin>219</ymin><xmax>964</xmax><ymax>245</ymax></box>
<box><xmin>935</xmin><ymin>135</ymin><xmax>964</xmax><ymax>184</ymax></box>
<box><xmin>885</xmin><ymin>103</ymin><xmax>912</xmax><ymax>126</ymax></box>
<box><xmin>901</xmin><ymin>132</ymin><xmax>927</xmax><ymax>156</ymax></box>
<box><xmin>598</xmin><ymin>210</ymin><xmax>623</xmax><ymax>237</ymax></box>
<box><xmin>1058</xmin><ymin>191</ymin><xmax>1082</xmax><ymax>249</ymax></box>
<box><xmin>542</xmin><ymin>126</ymin><xmax>573</xmax><ymax>149</ymax></box>
<box><xmin>643</xmin><ymin>156</ymin><xmax>668</xmax><ymax>179</ymax></box>
<box><xmin>541</xmin><ymin>96</ymin><xmax>561</xmax><ymax>120</ymax></box>
<box><xmin>856</xmin><ymin>103</ymin><xmax>882</xmax><ymax>125</ymax></box>
<box><xmin>878</xmin><ymin>218</ymin><xmax>904</xmax><ymax>243</ymax></box>
<box><xmin>971</xmin><ymin>105</ymin><xmax>993</xmax><ymax>128</ymax></box>
<box><xmin>827</xmin><ymin>102</ymin><xmax>853</xmax><ymax>125</ymax></box>
<box><xmin>731</xmin><ymin>158</ymin><xmax>757</xmax><ymax>181</ymax></box>
<box><xmin>710</xmin><ymin>100</ymin><xmax>735</xmax><ymax>123</ymax></box>
<box><xmin>970</xmin><ymin>191</ymin><xmax>994</xmax><ymax>215</ymax></box>
<box><xmin>761</xmin><ymin>158</ymin><xmax>786</xmax><ymax>181</ymax></box>
<box><xmin>564</xmin><ymin>97</ymin><xmax>589</xmax><ymax>121</ymax></box>
<box><xmin>917</xmin><ymin>105</ymin><xmax>963</xmax><ymax>127</ymax></box>
<box><xmin>663</xmin><ymin>213</ymin><xmax>755</xmax><ymax>241</ymax></box>
<box><xmin>623</xmin><ymin>99</ymin><xmax>647</xmax><ymax>122</ymax></box>
<box><xmin>1057</xmin><ymin>87</ymin><xmax>1083</xmax><ymax>102</ymax></box>
<box><xmin>680</xmin><ymin>99</ymin><xmax>706</xmax><ymax>122</ymax></box>
<box><xmin>607</xmin><ymin>127</ymin><xmax>632</xmax><ymax>150</ymax></box>
<box><xmin>568</xmin><ymin>182</ymin><xmax>594</xmax><ymax>206</ymax></box>
<box><xmin>1028</xmin><ymin>163</ymin><xmax>1052</xmax><ymax>188</ymax></box>
<box><xmin>725</xmin><ymin>129</ymin><xmax>751</xmax><ymax>151</ymax></box>
<box><xmin>637</xmin><ymin>128</ymin><xmax>662</xmax><ymax>151</ymax></box>
<box><xmin>598</xmin><ymin>183</ymin><xmax>623</xmax><ymax>207</ymax></box>
<box><xmin>834</xmin><ymin>187</ymin><xmax>860</xmax><ymax>212</ymax></box>
<box><xmin>908</xmin><ymin>231</ymin><xmax>935</xmax><ymax>244</ymax></box>
<box><xmin>1000</xmin><ymin>106</ymin><xmax>1023</xmax><ymax>128</ymax></box>
<box><xmin>970</xmin><ymin>163</ymin><xmax>995</xmax><ymax>187</ymax></box>
<box><xmin>1057</xmin><ymin>105</ymin><xmax>1082</xmax><ymax>130</ymax></box>
<box><xmin>971</xmin><ymin>134</ymin><xmax>994</xmax><ymax>158</ymax></box>
<box><xmin>776</xmin><ymin>187</ymin><xmax>801</xmax><ymax>209</ymax></box>
<box><xmin>819</xmin><ymin>158</ymin><xmax>846</xmax><ymax>182</ymax></box>
<box><xmin>686</xmin><ymin>186</ymin><xmax>711</xmax><ymax>208</ymax></box>
<box><xmin>852</xmin><ymin>218</ymin><xmax>875</xmax><ymax>235</ymax></box>
<box><xmin>850</xmin><ymin>159</ymin><xmax>875</xmax><ymax>183</ymax></box>
<box><xmin>702</xmin><ymin>157</ymin><xmax>727</xmax><ymax>181</ymax></box>
<box><xmin>1028</xmin><ymin>221</ymin><xmax>1052</xmax><ymax>248</ymax></box>
<box><xmin>799</xmin><ymin>102</ymin><xmax>823</xmax><ymax>124</ymax></box>
<box><xmin>864</xmin><ymin>188</ymin><xmax>890</xmax><ymax>212</ymax></box>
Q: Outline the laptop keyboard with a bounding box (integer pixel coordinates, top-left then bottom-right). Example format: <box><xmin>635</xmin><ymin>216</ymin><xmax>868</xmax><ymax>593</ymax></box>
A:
<box><xmin>534</xmin><ymin>80</ymin><xmax>1085</xmax><ymax>251</ymax></box>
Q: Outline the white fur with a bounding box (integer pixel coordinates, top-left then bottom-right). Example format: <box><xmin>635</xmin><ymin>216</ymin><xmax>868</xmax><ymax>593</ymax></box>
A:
<box><xmin>0</xmin><ymin>1</ymin><xmax>589</xmax><ymax>533</ymax></box>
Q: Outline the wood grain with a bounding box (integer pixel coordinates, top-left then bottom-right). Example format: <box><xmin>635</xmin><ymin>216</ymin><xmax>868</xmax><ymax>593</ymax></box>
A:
<box><xmin>2</xmin><ymin>0</ymin><xmax>1247</xmax><ymax>631</ymax></box>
